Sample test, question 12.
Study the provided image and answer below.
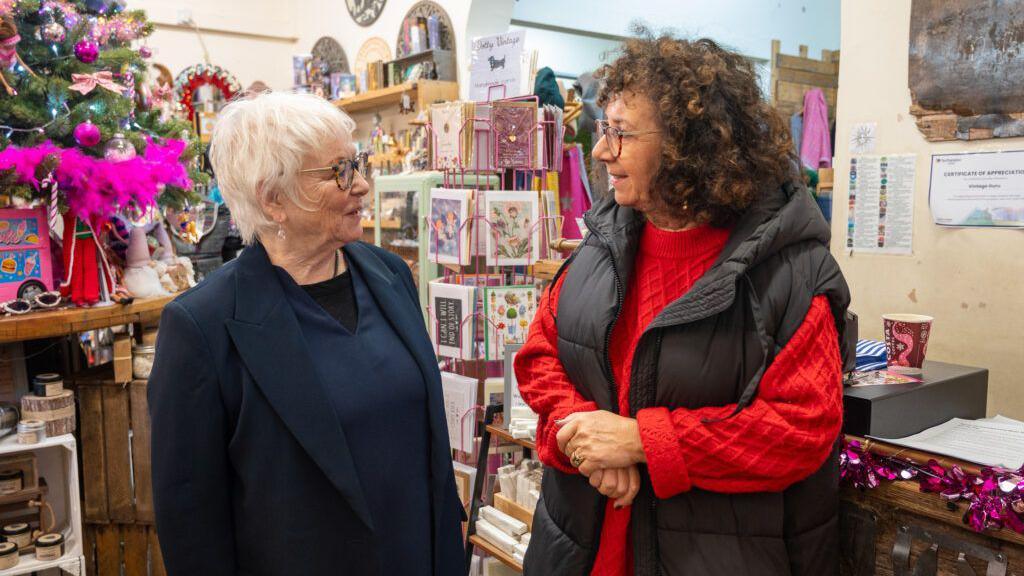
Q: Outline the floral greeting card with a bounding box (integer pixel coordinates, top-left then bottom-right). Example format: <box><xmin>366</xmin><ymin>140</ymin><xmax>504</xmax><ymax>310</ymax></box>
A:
<box><xmin>483</xmin><ymin>285</ymin><xmax>538</xmax><ymax>360</ymax></box>
<box><xmin>484</xmin><ymin>190</ymin><xmax>540</xmax><ymax>266</ymax></box>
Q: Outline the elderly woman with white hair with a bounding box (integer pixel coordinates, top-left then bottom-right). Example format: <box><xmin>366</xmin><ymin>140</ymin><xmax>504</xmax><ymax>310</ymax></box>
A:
<box><xmin>147</xmin><ymin>92</ymin><xmax>465</xmax><ymax>576</ymax></box>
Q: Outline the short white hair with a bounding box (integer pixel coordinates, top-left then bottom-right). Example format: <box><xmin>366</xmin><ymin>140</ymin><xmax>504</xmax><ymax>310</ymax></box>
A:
<box><xmin>208</xmin><ymin>92</ymin><xmax>356</xmax><ymax>244</ymax></box>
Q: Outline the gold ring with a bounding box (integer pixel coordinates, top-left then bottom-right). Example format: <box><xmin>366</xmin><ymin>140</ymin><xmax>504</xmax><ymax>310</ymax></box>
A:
<box><xmin>571</xmin><ymin>450</ymin><xmax>584</xmax><ymax>468</ymax></box>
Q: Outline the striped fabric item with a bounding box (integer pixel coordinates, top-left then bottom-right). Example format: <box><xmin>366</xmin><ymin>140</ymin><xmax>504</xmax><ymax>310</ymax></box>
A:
<box><xmin>856</xmin><ymin>339</ymin><xmax>888</xmax><ymax>371</ymax></box>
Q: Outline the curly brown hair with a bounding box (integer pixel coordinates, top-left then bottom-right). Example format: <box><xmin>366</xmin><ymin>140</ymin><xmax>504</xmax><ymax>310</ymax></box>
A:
<box><xmin>596</xmin><ymin>30</ymin><xmax>796</xmax><ymax>227</ymax></box>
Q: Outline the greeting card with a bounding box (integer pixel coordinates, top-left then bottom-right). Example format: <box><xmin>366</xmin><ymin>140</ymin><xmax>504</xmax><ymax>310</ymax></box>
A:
<box><xmin>441</xmin><ymin>371</ymin><xmax>479</xmax><ymax>453</ymax></box>
<box><xmin>427</xmin><ymin>188</ymin><xmax>474</xmax><ymax>265</ymax></box>
<box><xmin>428</xmin><ymin>280</ymin><xmax>476</xmax><ymax>360</ymax></box>
<box><xmin>492</xmin><ymin>101</ymin><xmax>537</xmax><ymax>169</ymax></box>
<box><xmin>431</xmin><ymin>101</ymin><xmax>475</xmax><ymax>170</ymax></box>
<box><xmin>483</xmin><ymin>285</ymin><xmax>539</xmax><ymax>360</ymax></box>
<box><xmin>484</xmin><ymin>191</ymin><xmax>540</xmax><ymax>266</ymax></box>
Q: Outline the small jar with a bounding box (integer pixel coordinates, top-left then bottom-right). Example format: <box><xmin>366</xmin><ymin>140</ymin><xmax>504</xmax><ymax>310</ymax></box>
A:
<box><xmin>132</xmin><ymin>345</ymin><xmax>156</xmax><ymax>380</ymax></box>
<box><xmin>2</xmin><ymin>523</ymin><xmax>31</xmax><ymax>549</ymax></box>
<box><xmin>0</xmin><ymin>403</ymin><xmax>18</xmax><ymax>437</ymax></box>
<box><xmin>17</xmin><ymin>420</ymin><xmax>46</xmax><ymax>445</ymax></box>
<box><xmin>34</xmin><ymin>533</ymin><xmax>64</xmax><ymax>561</ymax></box>
<box><xmin>32</xmin><ymin>373</ymin><xmax>63</xmax><ymax>398</ymax></box>
<box><xmin>0</xmin><ymin>541</ymin><xmax>18</xmax><ymax>569</ymax></box>
<box><xmin>0</xmin><ymin>469</ymin><xmax>23</xmax><ymax>495</ymax></box>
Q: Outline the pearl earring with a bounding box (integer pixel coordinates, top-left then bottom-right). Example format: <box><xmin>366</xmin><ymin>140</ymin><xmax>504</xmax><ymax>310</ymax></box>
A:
<box><xmin>277</xmin><ymin>225</ymin><xmax>286</xmax><ymax>240</ymax></box>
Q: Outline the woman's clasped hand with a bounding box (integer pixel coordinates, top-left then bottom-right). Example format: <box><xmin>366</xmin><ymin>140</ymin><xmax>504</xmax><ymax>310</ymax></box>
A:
<box><xmin>556</xmin><ymin>411</ymin><xmax>646</xmax><ymax>508</ymax></box>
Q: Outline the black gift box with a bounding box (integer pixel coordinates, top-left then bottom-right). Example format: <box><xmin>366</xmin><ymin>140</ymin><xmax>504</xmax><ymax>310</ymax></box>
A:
<box><xmin>842</xmin><ymin>361</ymin><xmax>988</xmax><ymax>439</ymax></box>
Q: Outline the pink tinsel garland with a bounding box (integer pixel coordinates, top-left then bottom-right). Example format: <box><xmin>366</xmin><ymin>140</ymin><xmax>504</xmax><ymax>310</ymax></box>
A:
<box><xmin>841</xmin><ymin>438</ymin><xmax>1024</xmax><ymax>534</ymax></box>
<box><xmin>0</xmin><ymin>139</ymin><xmax>192</xmax><ymax>220</ymax></box>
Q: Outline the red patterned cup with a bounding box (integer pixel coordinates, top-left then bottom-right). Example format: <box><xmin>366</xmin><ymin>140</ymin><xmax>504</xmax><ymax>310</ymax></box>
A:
<box><xmin>882</xmin><ymin>314</ymin><xmax>933</xmax><ymax>373</ymax></box>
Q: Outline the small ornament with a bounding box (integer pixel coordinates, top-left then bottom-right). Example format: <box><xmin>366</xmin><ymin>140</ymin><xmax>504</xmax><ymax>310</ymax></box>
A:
<box><xmin>73</xmin><ymin>120</ymin><xmax>101</xmax><ymax>147</ymax></box>
<box><xmin>74</xmin><ymin>39</ymin><xmax>99</xmax><ymax>63</ymax></box>
<box><xmin>139</xmin><ymin>45</ymin><xmax>151</xmax><ymax>59</ymax></box>
<box><xmin>104</xmin><ymin>132</ymin><xmax>136</xmax><ymax>161</ymax></box>
<box><xmin>41</xmin><ymin>21</ymin><xmax>66</xmax><ymax>42</ymax></box>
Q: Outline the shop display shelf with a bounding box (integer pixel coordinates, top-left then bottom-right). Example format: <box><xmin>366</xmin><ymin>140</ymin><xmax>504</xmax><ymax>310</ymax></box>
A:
<box><xmin>468</xmin><ymin>534</ymin><xmax>522</xmax><ymax>573</ymax></box>
<box><xmin>0</xmin><ymin>434</ymin><xmax>83</xmax><ymax>575</ymax></box>
<box><xmin>485</xmin><ymin>424</ymin><xmax>536</xmax><ymax>451</ymax></box>
<box><xmin>0</xmin><ymin>295</ymin><xmax>174</xmax><ymax>344</ymax></box>
<box><xmin>332</xmin><ymin>80</ymin><xmax>458</xmax><ymax>114</ymax></box>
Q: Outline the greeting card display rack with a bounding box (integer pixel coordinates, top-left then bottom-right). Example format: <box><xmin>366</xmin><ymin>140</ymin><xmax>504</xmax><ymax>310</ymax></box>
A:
<box><xmin>422</xmin><ymin>94</ymin><xmax>563</xmax><ymax>574</ymax></box>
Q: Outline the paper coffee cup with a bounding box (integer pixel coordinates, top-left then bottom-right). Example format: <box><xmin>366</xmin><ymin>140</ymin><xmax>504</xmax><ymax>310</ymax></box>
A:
<box><xmin>882</xmin><ymin>314</ymin><xmax>933</xmax><ymax>373</ymax></box>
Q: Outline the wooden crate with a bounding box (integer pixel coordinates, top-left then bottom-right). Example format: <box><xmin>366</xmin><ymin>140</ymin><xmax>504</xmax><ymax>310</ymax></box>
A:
<box><xmin>83</xmin><ymin>523</ymin><xmax>166</xmax><ymax>576</ymax></box>
<box><xmin>76</xmin><ymin>374</ymin><xmax>154</xmax><ymax>525</ymax></box>
<box><xmin>770</xmin><ymin>40</ymin><xmax>840</xmax><ymax>120</ymax></box>
<box><xmin>840</xmin><ymin>481</ymin><xmax>1024</xmax><ymax>575</ymax></box>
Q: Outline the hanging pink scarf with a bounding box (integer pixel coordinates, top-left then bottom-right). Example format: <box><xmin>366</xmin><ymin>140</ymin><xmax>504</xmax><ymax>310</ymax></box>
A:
<box><xmin>799</xmin><ymin>88</ymin><xmax>833</xmax><ymax>169</ymax></box>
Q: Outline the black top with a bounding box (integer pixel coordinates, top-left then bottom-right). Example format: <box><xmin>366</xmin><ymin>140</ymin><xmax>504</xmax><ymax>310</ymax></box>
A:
<box><xmin>300</xmin><ymin>270</ymin><xmax>358</xmax><ymax>332</ymax></box>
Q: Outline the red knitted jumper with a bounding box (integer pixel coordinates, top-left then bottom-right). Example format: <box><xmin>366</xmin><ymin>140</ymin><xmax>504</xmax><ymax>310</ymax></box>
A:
<box><xmin>514</xmin><ymin>222</ymin><xmax>844</xmax><ymax>576</ymax></box>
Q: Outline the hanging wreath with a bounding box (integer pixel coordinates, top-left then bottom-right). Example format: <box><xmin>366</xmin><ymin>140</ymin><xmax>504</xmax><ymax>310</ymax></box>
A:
<box><xmin>174</xmin><ymin>64</ymin><xmax>241</xmax><ymax>119</ymax></box>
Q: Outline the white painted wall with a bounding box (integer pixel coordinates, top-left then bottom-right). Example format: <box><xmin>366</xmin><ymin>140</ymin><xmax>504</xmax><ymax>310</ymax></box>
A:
<box><xmin>511</xmin><ymin>0</ymin><xmax>840</xmax><ymax>79</ymax></box>
<box><xmin>833</xmin><ymin>1</ymin><xmax>1024</xmax><ymax>418</ymax></box>
<box><xmin>133</xmin><ymin>0</ymin><xmax>514</xmax><ymax>96</ymax></box>
<box><xmin>132</xmin><ymin>0</ymin><xmax>838</xmax><ymax>96</ymax></box>
<box><xmin>133</xmin><ymin>0</ymin><xmax>299</xmax><ymax>90</ymax></box>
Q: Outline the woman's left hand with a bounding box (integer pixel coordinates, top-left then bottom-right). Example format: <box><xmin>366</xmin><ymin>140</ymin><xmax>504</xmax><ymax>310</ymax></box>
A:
<box><xmin>556</xmin><ymin>411</ymin><xmax>646</xmax><ymax>476</ymax></box>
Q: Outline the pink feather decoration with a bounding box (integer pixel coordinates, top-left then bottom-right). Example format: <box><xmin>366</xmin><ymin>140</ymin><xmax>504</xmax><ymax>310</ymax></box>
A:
<box><xmin>0</xmin><ymin>139</ymin><xmax>193</xmax><ymax>220</ymax></box>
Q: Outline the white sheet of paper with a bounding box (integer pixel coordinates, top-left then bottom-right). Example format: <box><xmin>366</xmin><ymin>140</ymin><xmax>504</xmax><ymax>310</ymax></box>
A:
<box><xmin>846</xmin><ymin>154</ymin><xmax>915</xmax><ymax>254</ymax></box>
<box><xmin>929</xmin><ymin>150</ymin><xmax>1024</xmax><ymax>228</ymax></box>
<box><xmin>871</xmin><ymin>417</ymin><xmax>1024</xmax><ymax>469</ymax></box>
<box><xmin>441</xmin><ymin>371</ymin><xmax>479</xmax><ymax>453</ymax></box>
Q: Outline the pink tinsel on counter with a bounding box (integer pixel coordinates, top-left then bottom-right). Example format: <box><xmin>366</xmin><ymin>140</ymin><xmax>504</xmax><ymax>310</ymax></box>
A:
<box><xmin>0</xmin><ymin>138</ymin><xmax>192</xmax><ymax>219</ymax></box>
<box><xmin>840</xmin><ymin>437</ymin><xmax>1024</xmax><ymax>536</ymax></box>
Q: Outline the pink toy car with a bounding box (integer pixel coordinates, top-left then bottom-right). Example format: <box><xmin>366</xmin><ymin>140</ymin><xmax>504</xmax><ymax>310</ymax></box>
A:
<box><xmin>0</xmin><ymin>208</ymin><xmax>54</xmax><ymax>302</ymax></box>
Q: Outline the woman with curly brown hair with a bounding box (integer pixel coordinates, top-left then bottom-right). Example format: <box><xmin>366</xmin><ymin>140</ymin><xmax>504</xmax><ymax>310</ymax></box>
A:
<box><xmin>514</xmin><ymin>33</ymin><xmax>855</xmax><ymax>576</ymax></box>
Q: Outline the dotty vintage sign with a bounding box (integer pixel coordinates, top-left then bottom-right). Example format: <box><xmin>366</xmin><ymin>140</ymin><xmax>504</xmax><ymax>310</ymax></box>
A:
<box><xmin>469</xmin><ymin>30</ymin><xmax>526</xmax><ymax>102</ymax></box>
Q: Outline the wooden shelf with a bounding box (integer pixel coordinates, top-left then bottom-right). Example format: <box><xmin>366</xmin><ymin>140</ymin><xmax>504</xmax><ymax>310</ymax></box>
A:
<box><xmin>532</xmin><ymin>259</ymin><xmax>563</xmax><ymax>281</ymax></box>
<box><xmin>486</xmin><ymin>424</ymin><xmax>536</xmax><ymax>451</ymax></box>
<box><xmin>0</xmin><ymin>478</ymin><xmax>47</xmax><ymax>507</ymax></box>
<box><xmin>468</xmin><ymin>534</ymin><xmax>522</xmax><ymax>573</ymax></box>
<box><xmin>0</xmin><ymin>295</ymin><xmax>174</xmax><ymax>344</ymax></box>
<box><xmin>332</xmin><ymin>80</ymin><xmax>458</xmax><ymax>114</ymax></box>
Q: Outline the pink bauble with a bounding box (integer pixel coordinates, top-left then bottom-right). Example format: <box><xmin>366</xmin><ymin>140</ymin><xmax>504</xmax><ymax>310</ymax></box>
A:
<box><xmin>74</xmin><ymin>40</ymin><xmax>99</xmax><ymax>63</ymax></box>
<box><xmin>139</xmin><ymin>46</ymin><xmax>152</xmax><ymax>59</ymax></box>
<box><xmin>74</xmin><ymin>121</ymin><xmax>101</xmax><ymax>147</ymax></box>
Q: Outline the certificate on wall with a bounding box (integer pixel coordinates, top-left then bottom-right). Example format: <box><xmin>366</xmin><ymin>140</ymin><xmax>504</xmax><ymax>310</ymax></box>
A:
<box><xmin>469</xmin><ymin>30</ymin><xmax>525</xmax><ymax>102</ymax></box>
<box><xmin>846</xmin><ymin>154</ymin><xmax>916</xmax><ymax>254</ymax></box>
<box><xmin>929</xmin><ymin>150</ymin><xmax>1024</xmax><ymax>228</ymax></box>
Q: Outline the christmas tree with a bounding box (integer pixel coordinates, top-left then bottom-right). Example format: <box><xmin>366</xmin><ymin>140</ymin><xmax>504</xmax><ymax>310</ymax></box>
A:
<box><xmin>0</xmin><ymin>0</ymin><xmax>205</xmax><ymax>217</ymax></box>
<box><xmin>0</xmin><ymin>0</ymin><xmax>210</xmax><ymax>306</ymax></box>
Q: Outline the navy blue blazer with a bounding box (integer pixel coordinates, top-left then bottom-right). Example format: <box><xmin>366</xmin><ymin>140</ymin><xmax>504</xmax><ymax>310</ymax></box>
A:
<box><xmin>148</xmin><ymin>242</ymin><xmax>465</xmax><ymax>576</ymax></box>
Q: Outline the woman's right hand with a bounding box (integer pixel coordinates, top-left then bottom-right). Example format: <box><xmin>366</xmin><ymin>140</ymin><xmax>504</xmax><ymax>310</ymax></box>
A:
<box><xmin>587</xmin><ymin>465</ymin><xmax>641</xmax><ymax>509</ymax></box>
